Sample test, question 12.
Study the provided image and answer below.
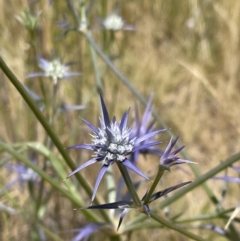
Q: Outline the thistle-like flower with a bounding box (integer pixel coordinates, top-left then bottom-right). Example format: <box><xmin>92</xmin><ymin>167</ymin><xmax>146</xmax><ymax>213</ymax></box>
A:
<box><xmin>160</xmin><ymin>137</ymin><xmax>196</xmax><ymax>168</ymax></box>
<box><xmin>27</xmin><ymin>57</ymin><xmax>81</xmax><ymax>84</ymax></box>
<box><xmin>130</xmin><ymin>95</ymin><xmax>165</xmax><ymax>164</ymax></box>
<box><xmin>115</xmin><ymin>97</ymin><xmax>166</xmax><ymax>201</ymax></box>
<box><xmin>67</xmin><ymin>94</ymin><xmax>163</xmax><ymax>202</ymax></box>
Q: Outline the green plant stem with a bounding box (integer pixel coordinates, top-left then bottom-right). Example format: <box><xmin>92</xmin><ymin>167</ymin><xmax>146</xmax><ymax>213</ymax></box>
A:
<box><xmin>0</xmin><ymin>56</ymin><xmax>111</xmax><ymax>223</ymax></box>
<box><xmin>35</xmin><ymin>161</ymin><xmax>47</xmax><ymax>218</ymax></box>
<box><xmin>83</xmin><ymin>31</ymin><xmax>219</xmax><ymax>205</ymax></box>
<box><xmin>36</xmin><ymin>81</ymin><xmax>58</xmax><ymax>218</ymax></box>
<box><xmin>143</xmin><ymin>165</ymin><xmax>168</xmax><ymax>205</ymax></box>
<box><xmin>116</xmin><ymin>162</ymin><xmax>142</xmax><ymax>207</ymax></box>
<box><xmin>123</xmin><ymin>207</ymin><xmax>238</xmax><ymax>232</ymax></box>
<box><xmin>176</xmin><ymin>210</ymin><xmax>238</xmax><ymax>224</ymax></box>
<box><xmin>106</xmin><ymin>165</ymin><xmax>117</xmax><ymax>219</ymax></box>
<box><xmin>89</xmin><ymin>37</ymin><xmax>102</xmax><ymax>90</ymax></box>
<box><xmin>67</xmin><ymin>0</ymin><xmax>79</xmax><ymax>24</ymax></box>
<box><xmin>150</xmin><ymin>212</ymin><xmax>206</xmax><ymax>241</ymax></box>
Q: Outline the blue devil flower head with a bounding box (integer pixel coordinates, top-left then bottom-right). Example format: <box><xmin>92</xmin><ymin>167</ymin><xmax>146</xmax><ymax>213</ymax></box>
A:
<box><xmin>67</xmin><ymin>94</ymin><xmax>164</xmax><ymax>202</ymax></box>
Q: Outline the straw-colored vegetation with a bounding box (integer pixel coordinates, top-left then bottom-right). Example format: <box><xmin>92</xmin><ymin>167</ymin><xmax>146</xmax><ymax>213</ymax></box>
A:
<box><xmin>1</xmin><ymin>0</ymin><xmax>240</xmax><ymax>240</ymax></box>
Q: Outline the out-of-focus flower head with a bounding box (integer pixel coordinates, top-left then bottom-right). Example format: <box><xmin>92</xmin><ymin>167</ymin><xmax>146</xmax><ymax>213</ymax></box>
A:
<box><xmin>67</xmin><ymin>93</ymin><xmax>163</xmax><ymax>202</ymax></box>
<box><xmin>27</xmin><ymin>57</ymin><xmax>81</xmax><ymax>84</ymax></box>
<box><xmin>101</xmin><ymin>13</ymin><xmax>135</xmax><ymax>31</ymax></box>
<box><xmin>11</xmin><ymin>164</ymin><xmax>39</xmax><ymax>182</ymax></box>
<box><xmin>160</xmin><ymin>137</ymin><xmax>196</xmax><ymax>168</ymax></box>
<box><xmin>3</xmin><ymin>157</ymin><xmax>39</xmax><ymax>192</ymax></box>
<box><xmin>70</xmin><ymin>223</ymin><xmax>111</xmax><ymax>241</ymax></box>
<box><xmin>130</xmin><ymin>95</ymin><xmax>166</xmax><ymax>164</ymax></box>
<box><xmin>199</xmin><ymin>224</ymin><xmax>230</xmax><ymax>239</ymax></box>
<box><xmin>213</xmin><ymin>165</ymin><xmax>240</xmax><ymax>184</ymax></box>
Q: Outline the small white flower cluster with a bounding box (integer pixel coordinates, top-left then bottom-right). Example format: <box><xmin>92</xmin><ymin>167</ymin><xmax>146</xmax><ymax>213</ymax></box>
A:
<box><xmin>39</xmin><ymin>59</ymin><xmax>69</xmax><ymax>81</ymax></box>
<box><xmin>103</xmin><ymin>14</ymin><xmax>124</xmax><ymax>31</ymax></box>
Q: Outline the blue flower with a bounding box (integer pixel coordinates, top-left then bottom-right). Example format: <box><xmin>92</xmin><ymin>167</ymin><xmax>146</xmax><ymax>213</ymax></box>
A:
<box><xmin>67</xmin><ymin>94</ymin><xmax>163</xmax><ymax>202</ymax></box>
<box><xmin>70</xmin><ymin>223</ymin><xmax>111</xmax><ymax>241</ymax></box>
<box><xmin>3</xmin><ymin>157</ymin><xmax>39</xmax><ymax>192</ymax></box>
<box><xmin>27</xmin><ymin>57</ymin><xmax>81</xmax><ymax>84</ymax></box>
<box><xmin>160</xmin><ymin>137</ymin><xmax>196</xmax><ymax>168</ymax></box>
<box><xmin>130</xmin><ymin>95</ymin><xmax>166</xmax><ymax>164</ymax></box>
<box><xmin>213</xmin><ymin>165</ymin><xmax>240</xmax><ymax>184</ymax></box>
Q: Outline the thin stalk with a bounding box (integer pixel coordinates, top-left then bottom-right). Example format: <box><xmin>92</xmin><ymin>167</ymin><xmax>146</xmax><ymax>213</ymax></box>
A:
<box><xmin>143</xmin><ymin>165</ymin><xmax>168</xmax><ymax>205</ymax></box>
<box><xmin>35</xmin><ymin>161</ymin><xmax>48</xmax><ymax>220</ymax></box>
<box><xmin>116</xmin><ymin>162</ymin><xmax>141</xmax><ymax>207</ymax></box>
<box><xmin>106</xmin><ymin>165</ymin><xmax>117</xmax><ymax>219</ymax></box>
<box><xmin>77</xmin><ymin>1</ymin><xmax>102</xmax><ymax>89</ymax></box>
<box><xmin>36</xmin><ymin>80</ymin><xmax>59</xmax><ymax>217</ymax></box>
<box><xmin>48</xmin><ymin>80</ymin><xmax>59</xmax><ymax>127</ymax></box>
<box><xmin>0</xmin><ymin>56</ymin><xmax>111</xmax><ymax>223</ymax></box>
<box><xmin>176</xmin><ymin>213</ymin><xmax>236</xmax><ymax>224</ymax></box>
<box><xmin>67</xmin><ymin>0</ymin><xmax>79</xmax><ymax>24</ymax></box>
<box><xmin>124</xmin><ymin>207</ymin><xmax>237</xmax><ymax>232</ymax></box>
<box><xmin>150</xmin><ymin>212</ymin><xmax>206</xmax><ymax>241</ymax></box>
<box><xmin>89</xmin><ymin>37</ymin><xmax>102</xmax><ymax>90</ymax></box>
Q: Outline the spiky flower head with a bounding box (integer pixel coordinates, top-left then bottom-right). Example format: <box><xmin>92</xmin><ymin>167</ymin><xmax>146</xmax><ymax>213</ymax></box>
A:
<box><xmin>130</xmin><ymin>95</ymin><xmax>165</xmax><ymax>164</ymax></box>
<box><xmin>67</xmin><ymin>94</ymin><xmax>163</xmax><ymax>202</ymax></box>
<box><xmin>160</xmin><ymin>137</ymin><xmax>196</xmax><ymax>168</ymax></box>
<box><xmin>27</xmin><ymin>57</ymin><xmax>81</xmax><ymax>84</ymax></box>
